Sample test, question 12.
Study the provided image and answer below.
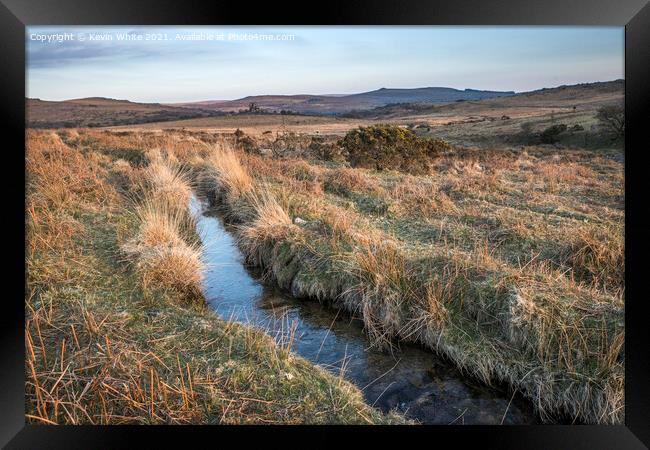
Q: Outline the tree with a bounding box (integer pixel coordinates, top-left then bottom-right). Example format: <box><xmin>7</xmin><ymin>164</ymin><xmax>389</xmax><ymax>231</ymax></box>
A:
<box><xmin>248</xmin><ymin>102</ymin><xmax>260</xmax><ymax>113</ymax></box>
<box><xmin>596</xmin><ymin>105</ymin><xmax>624</xmax><ymax>138</ymax></box>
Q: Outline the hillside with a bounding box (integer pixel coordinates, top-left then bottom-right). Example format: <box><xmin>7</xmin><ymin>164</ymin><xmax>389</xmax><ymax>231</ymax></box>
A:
<box><xmin>170</xmin><ymin>87</ymin><xmax>515</xmax><ymax>115</ymax></box>
<box><xmin>343</xmin><ymin>80</ymin><xmax>624</xmax><ymax>119</ymax></box>
<box><xmin>26</xmin><ymin>97</ymin><xmax>222</xmax><ymax>128</ymax></box>
<box><xmin>27</xmin><ymin>81</ymin><xmax>622</xmax><ymax>130</ymax></box>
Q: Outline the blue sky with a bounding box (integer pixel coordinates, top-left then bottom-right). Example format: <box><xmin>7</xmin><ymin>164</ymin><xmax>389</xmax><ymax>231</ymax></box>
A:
<box><xmin>26</xmin><ymin>26</ymin><xmax>624</xmax><ymax>103</ymax></box>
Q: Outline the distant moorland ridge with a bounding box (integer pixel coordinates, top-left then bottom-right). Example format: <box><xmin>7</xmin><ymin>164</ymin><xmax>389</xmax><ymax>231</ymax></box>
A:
<box><xmin>27</xmin><ymin>79</ymin><xmax>623</xmax><ymax>128</ymax></box>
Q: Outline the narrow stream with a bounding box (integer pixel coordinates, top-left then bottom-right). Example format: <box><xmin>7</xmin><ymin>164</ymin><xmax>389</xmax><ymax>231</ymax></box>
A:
<box><xmin>190</xmin><ymin>195</ymin><xmax>538</xmax><ymax>424</ymax></box>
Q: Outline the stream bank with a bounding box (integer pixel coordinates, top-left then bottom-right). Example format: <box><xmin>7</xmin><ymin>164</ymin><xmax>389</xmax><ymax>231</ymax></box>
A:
<box><xmin>191</xmin><ymin>195</ymin><xmax>538</xmax><ymax>424</ymax></box>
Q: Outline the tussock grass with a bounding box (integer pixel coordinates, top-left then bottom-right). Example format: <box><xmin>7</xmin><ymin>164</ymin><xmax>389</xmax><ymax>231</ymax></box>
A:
<box><xmin>123</xmin><ymin>196</ymin><xmax>203</xmax><ymax>300</ymax></box>
<box><xmin>318</xmin><ymin>205</ymin><xmax>360</xmax><ymax>244</ymax></box>
<box><xmin>122</xmin><ymin>150</ymin><xmax>203</xmax><ymax>301</ymax></box>
<box><xmin>130</xmin><ymin>197</ymin><xmax>190</xmax><ymax>249</ymax></box>
<box><xmin>207</xmin><ymin>145</ymin><xmax>254</xmax><ymax>201</ymax></box>
<box><xmin>26</xmin><ymin>129</ymin><xmax>401</xmax><ymax>425</ymax></box>
<box><xmin>41</xmin><ymin>130</ymin><xmax>622</xmax><ymax>424</ymax></box>
<box><xmin>284</xmin><ymin>158</ymin><xmax>324</xmax><ymax>181</ymax></box>
<box><xmin>143</xmin><ymin>149</ymin><xmax>193</xmax><ymax>210</ymax></box>
<box><xmin>192</xmin><ymin>135</ymin><xmax>624</xmax><ymax>424</ymax></box>
<box><xmin>324</xmin><ymin>167</ymin><xmax>381</xmax><ymax>197</ymax></box>
<box><xmin>388</xmin><ymin>175</ymin><xmax>457</xmax><ymax>217</ymax></box>
<box><xmin>238</xmin><ymin>189</ymin><xmax>300</xmax><ymax>263</ymax></box>
<box><xmin>563</xmin><ymin>223</ymin><xmax>624</xmax><ymax>294</ymax></box>
<box><xmin>135</xmin><ymin>243</ymin><xmax>203</xmax><ymax>299</ymax></box>
<box><xmin>342</xmin><ymin>238</ymin><xmax>410</xmax><ymax>348</ymax></box>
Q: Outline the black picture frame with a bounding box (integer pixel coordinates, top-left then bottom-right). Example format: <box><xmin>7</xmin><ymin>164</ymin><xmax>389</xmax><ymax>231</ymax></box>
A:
<box><xmin>3</xmin><ymin>0</ymin><xmax>649</xmax><ymax>447</ymax></box>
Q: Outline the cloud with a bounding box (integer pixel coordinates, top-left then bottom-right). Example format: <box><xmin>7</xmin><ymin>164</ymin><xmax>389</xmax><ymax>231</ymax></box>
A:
<box><xmin>25</xmin><ymin>26</ymin><xmax>623</xmax><ymax>102</ymax></box>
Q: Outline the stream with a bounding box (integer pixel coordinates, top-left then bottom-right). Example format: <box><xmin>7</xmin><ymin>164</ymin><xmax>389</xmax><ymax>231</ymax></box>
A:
<box><xmin>190</xmin><ymin>195</ymin><xmax>538</xmax><ymax>424</ymax></box>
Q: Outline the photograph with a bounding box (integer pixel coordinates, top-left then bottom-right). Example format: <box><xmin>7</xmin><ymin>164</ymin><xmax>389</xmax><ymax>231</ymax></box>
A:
<box><xmin>22</xmin><ymin>24</ymin><xmax>629</xmax><ymax>427</ymax></box>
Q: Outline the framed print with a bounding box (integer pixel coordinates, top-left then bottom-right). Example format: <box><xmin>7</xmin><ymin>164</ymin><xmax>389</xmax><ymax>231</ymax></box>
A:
<box><xmin>2</xmin><ymin>0</ymin><xmax>649</xmax><ymax>447</ymax></box>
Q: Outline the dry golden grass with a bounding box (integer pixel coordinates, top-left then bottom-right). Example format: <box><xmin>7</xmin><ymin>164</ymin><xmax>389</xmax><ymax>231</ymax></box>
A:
<box><xmin>324</xmin><ymin>167</ymin><xmax>381</xmax><ymax>196</ymax></box>
<box><xmin>343</xmin><ymin>238</ymin><xmax>410</xmax><ymax>347</ymax></box>
<box><xmin>189</xmin><ymin>134</ymin><xmax>623</xmax><ymax>424</ymax></box>
<box><xmin>239</xmin><ymin>188</ymin><xmax>299</xmax><ymax>250</ymax></box>
<box><xmin>143</xmin><ymin>150</ymin><xmax>193</xmax><ymax>210</ymax></box>
<box><xmin>318</xmin><ymin>205</ymin><xmax>359</xmax><ymax>244</ymax></box>
<box><xmin>135</xmin><ymin>244</ymin><xmax>203</xmax><ymax>299</ymax></box>
<box><xmin>35</xmin><ymin>128</ymin><xmax>622</xmax><ymax>424</ymax></box>
<box><xmin>206</xmin><ymin>145</ymin><xmax>254</xmax><ymax>201</ymax></box>
<box><xmin>26</xmin><ymin>129</ymin><xmax>401</xmax><ymax>425</ymax></box>
<box><xmin>123</xmin><ymin>195</ymin><xmax>203</xmax><ymax>300</ymax></box>
<box><xmin>121</xmin><ymin>150</ymin><xmax>203</xmax><ymax>301</ymax></box>
<box><xmin>130</xmin><ymin>199</ymin><xmax>188</xmax><ymax>250</ymax></box>
<box><xmin>388</xmin><ymin>175</ymin><xmax>457</xmax><ymax>217</ymax></box>
<box><xmin>283</xmin><ymin>158</ymin><xmax>325</xmax><ymax>181</ymax></box>
<box><xmin>564</xmin><ymin>223</ymin><xmax>624</xmax><ymax>294</ymax></box>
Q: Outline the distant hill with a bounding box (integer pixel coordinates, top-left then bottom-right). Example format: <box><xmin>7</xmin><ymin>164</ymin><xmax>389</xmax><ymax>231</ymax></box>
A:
<box><xmin>346</xmin><ymin>87</ymin><xmax>515</xmax><ymax>103</ymax></box>
<box><xmin>341</xmin><ymin>80</ymin><xmax>624</xmax><ymax>119</ymax></box>
<box><xmin>27</xmin><ymin>80</ymin><xmax>622</xmax><ymax>128</ymax></box>
<box><xmin>26</xmin><ymin>97</ymin><xmax>222</xmax><ymax>128</ymax></box>
<box><xmin>170</xmin><ymin>87</ymin><xmax>515</xmax><ymax>115</ymax></box>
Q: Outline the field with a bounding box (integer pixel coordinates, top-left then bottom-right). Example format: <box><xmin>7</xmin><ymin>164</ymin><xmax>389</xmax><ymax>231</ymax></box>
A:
<box><xmin>25</xmin><ymin>129</ymin><xmax>405</xmax><ymax>424</ymax></box>
<box><xmin>194</xmin><ymin>130</ymin><xmax>624</xmax><ymax>424</ymax></box>
<box><xmin>108</xmin><ymin>80</ymin><xmax>623</xmax><ymax>150</ymax></box>
<box><xmin>25</xmin><ymin>79</ymin><xmax>625</xmax><ymax>425</ymax></box>
<box><xmin>26</xmin><ymin>98</ymin><xmax>221</xmax><ymax>128</ymax></box>
<box><xmin>110</xmin><ymin>113</ymin><xmax>370</xmax><ymax>137</ymax></box>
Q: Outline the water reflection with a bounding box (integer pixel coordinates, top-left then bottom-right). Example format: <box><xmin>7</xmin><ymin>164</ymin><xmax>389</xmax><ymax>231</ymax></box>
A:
<box><xmin>190</xmin><ymin>195</ymin><xmax>538</xmax><ymax>424</ymax></box>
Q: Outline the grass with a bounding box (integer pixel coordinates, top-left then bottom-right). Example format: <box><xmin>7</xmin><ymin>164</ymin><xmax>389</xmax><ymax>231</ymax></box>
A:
<box><xmin>123</xmin><ymin>149</ymin><xmax>203</xmax><ymax>299</ymax></box>
<box><xmin>142</xmin><ymin>149</ymin><xmax>194</xmax><ymax>212</ymax></box>
<box><xmin>27</xmin><ymin>127</ymin><xmax>623</xmax><ymax>424</ymax></box>
<box><xmin>206</xmin><ymin>145</ymin><xmax>254</xmax><ymax>202</ymax></box>
<box><xmin>193</xmin><ymin>133</ymin><xmax>624</xmax><ymax>424</ymax></box>
<box><xmin>123</xmin><ymin>192</ymin><xmax>204</xmax><ymax>301</ymax></box>
<box><xmin>25</xmin><ymin>129</ymin><xmax>405</xmax><ymax>425</ymax></box>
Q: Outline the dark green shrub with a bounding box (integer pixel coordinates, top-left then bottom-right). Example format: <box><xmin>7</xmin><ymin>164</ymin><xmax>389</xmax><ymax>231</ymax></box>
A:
<box><xmin>540</xmin><ymin>124</ymin><xmax>568</xmax><ymax>144</ymax></box>
<box><xmin>338</xmin><ymin>125</ymin><xmax>451</xmax><ymax>174</ymax></box>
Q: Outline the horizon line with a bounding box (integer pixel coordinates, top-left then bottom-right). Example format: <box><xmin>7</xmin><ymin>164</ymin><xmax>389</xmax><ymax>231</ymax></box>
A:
<box><xmin>27</xmin><ymin>78</ymin><xmax>624</xmax><ymax>104</ymax></box>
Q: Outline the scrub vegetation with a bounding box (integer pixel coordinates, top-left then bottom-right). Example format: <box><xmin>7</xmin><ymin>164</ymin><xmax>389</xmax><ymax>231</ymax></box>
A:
<box><xmin>25</xmin><ymin>123</ymin><xmax>624</xmax><ymax>424</ymax></box>
<box><xmin>25</xmin><ymin>129</ymin><xmax>404</xmax><ymax>424</ymax></box>
<box><xmin>197</xmin><ymin>127</ymin><xmax>625</xmax><ymax>424</ymax></box>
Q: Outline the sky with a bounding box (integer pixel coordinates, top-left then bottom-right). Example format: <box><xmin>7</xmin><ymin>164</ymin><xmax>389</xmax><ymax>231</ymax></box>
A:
<box><xmin>26</xmin><ymin>26</ymin><xmax>624</xmax><ymax>103</ymax></box>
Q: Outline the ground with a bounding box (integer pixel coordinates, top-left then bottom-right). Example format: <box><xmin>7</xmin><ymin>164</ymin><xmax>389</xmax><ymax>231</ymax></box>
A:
<box><xmin>106</xmin><ymin>80</ymin><xmax>623</xmax><ymax>149</ymax></box>
<box><xmin>213</xmin><ymin>142</ymin><xmax>624</xmax><ymax>424</ymax></box>
<box><xmin>25</xmin><ymin>129</ymin><xmax>405</xmax><ymax>425</ymax></box>
<box><xmin>25</xmin><ymin>80</ymin><xmax>625</xmax><ymax>424</ymax></box>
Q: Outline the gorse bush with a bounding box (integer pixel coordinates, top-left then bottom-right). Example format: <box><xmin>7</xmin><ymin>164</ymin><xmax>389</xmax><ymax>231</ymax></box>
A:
<box><xmin>540</xmin><ymin>124</ymin><xmax>568</xmax><ymax>144</ymax></box>
<box><xmin>309</xmin><ymin>136</ymin><xmax>345</xmax><ymax>162</ymax></box>
<box><xmin>339</xmin><ymin>124</ymin><xmax>452</xmax><ymax>174</ymax></box>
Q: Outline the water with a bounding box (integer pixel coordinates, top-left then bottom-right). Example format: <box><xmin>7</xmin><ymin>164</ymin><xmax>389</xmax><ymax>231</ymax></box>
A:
<box><xmin>190</xmin><ymin>195</ymin><xmax>538</xmax><ymax>424</ymax></box>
